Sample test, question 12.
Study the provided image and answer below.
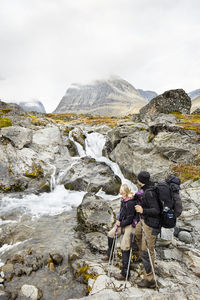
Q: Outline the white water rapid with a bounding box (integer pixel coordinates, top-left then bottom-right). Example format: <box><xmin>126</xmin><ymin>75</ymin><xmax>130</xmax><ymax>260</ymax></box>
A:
<box><xmin>0</xmin><ymin>131</ymin><xmax>137</xmax><ymax>219</ymax></box>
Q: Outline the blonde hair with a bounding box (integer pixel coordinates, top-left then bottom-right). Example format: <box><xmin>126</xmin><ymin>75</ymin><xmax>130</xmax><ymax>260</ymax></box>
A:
<box><xmin>120</xmin><ymin>184</ymin><xmax>133</xmax><ymax>198</ymax></box>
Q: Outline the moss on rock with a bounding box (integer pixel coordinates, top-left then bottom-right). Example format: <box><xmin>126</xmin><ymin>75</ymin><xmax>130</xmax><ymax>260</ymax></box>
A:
<box><xmin>0</xmin><ymin>117</ymin><xmax>12</xmax><ymax>128</ymax></box>
<box><xmin>171</xmin><ymin>164</ymin><xmax>200</xmax><ymax>182</ymax></box>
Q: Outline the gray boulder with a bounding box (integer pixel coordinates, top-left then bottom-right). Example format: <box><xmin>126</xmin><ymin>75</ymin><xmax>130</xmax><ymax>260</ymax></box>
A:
<box><xmin>77</xmin><ymin>193</ymin><xmax>115</xmax><ymax>232</ymax></box>
<box><xmin>153</xmin><ymin>131</ymin><xmax>199</xmax><ymax>164</ymax></box>
<box><xmin>139</xmin><ymin>89</ymin><xmax>191</xmax><ymax>117</ymax></box>
<box><xmin>178</xmin><ymin>231</ymin><xmax>192</xmax><ymax>244</ymax></box>
<box><xmin>1</xmin><ymin>126</ymin><xmax>32</xmax><ymax>149</ymax></box>
<box><xmin>113</xmin><ymin>130</ymin><xmax>171</xmax><ymax>181</ymax></box>
<box><xmin>61</xmin><ymin>157</ymin><xmax>121</xmax><ymax>195</ymax></box>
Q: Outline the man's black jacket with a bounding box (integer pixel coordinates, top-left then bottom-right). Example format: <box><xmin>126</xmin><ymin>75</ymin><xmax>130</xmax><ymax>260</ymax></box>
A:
<box><xmin>141</xmin><ymin>183</ymin><xmax>161</xmax><ymax>229</ymax></box>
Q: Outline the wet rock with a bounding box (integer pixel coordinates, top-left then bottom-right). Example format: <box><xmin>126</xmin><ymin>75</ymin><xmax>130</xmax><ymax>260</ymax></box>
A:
<box><xmin>178</xmin><ymin>231</ymin><xmax>192</xmax><ymax>244</ymax></box>
<box><xmin>62</xmin><ymin>157</ymin><xmax>121</xmax><ymax>195</ymax></box>
<box><xmin>77</xmin><ymin>193</ymin><xmax>115</xmax><ymax>233</ymax></box>
<box><xmin>71</xmin><ymin>127</ymin><xmax>86</xmax><ymax>147</ymax></box>
<box><xmin>0</xmin><ymin>224</ymin><xmax>33</xmax><ymax>245</ymax></box>
<box><xmin>20</xmin><ymin>284</ymin><xmax>42</xmax><ymax>300</ymax></box>
<box><xmin>65</xmin><ymin>138</ymin><xmax>79</xmax><ymax>156</ymax></box>
<box><xmin>139</xmin><ymin>89</ymin><xmax>191</xmax><ymax>117</ymax></box>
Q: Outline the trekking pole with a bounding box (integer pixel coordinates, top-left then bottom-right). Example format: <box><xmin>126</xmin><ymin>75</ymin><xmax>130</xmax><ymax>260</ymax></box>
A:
<box><xmin>108</xmin><ymin>227</ymin><xmax>118</xmax><ymax>277</ymax></box>
<box><xmin>141</xmin><ymin>222</ymin><xmax>159</xmax><ymax>291</ymax></box>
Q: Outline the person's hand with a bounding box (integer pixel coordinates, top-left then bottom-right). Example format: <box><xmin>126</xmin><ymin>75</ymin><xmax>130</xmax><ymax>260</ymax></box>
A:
<box><xmin>115</xmin><ymin>220</ymin><xmax>120</xmax><ymax>226</ymax></box>
<box><xmin>135</xmin><ymin>205</ymin><xmax>143</xmax><ymax>214</ymax></box>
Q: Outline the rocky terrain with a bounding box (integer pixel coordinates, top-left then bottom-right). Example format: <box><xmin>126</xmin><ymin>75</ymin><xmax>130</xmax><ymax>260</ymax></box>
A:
<box><xmin>54</xmin><ymin>77</ymin><xmax>147</xmax><ymax>117</ymax></box>
<box><xmin>0</xmin><ymin>89</ymin><xmax>200</xmax><ymax>300</ymax></box>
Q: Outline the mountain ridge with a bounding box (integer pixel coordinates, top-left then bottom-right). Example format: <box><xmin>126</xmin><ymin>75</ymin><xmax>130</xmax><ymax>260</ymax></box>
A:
<box><xmin>54</xmin><ymin>77</ymin><xmax>148</xmax><ymax>116</ymax></box>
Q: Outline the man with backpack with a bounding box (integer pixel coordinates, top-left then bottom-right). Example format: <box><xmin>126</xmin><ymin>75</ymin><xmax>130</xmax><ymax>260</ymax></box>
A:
<box><xmin>135</xmin><ymin>171</ymin><xmax>160</xmax><ymax>289</ymax></box>
<box><xmin>134</xmin><ymin>171</ymin><xmax>183</xmax><ymax>289</ymax></box>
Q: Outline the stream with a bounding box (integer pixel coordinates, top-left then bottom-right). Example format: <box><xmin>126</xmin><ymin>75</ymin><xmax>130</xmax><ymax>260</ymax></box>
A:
<box><xmin>0</xmin><ymin>131</ymin><xmax>137</xmax><ymax>299</ymax></box>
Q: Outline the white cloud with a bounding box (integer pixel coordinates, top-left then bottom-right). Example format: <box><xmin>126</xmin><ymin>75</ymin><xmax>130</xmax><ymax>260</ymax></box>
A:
<box><xmin>0</xmin><ymin>0</ymin><xmax>200</xmax><ymax>112</ymax></box>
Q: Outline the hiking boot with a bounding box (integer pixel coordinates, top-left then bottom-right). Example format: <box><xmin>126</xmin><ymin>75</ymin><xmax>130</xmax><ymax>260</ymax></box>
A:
<box><xmin>114</xmin><ymin>273</ymin><xmax>126</xmax><ymax>281</ymax></box>
<box><xmin>137</xmin><ymin>279</ymin><xmax>156</xmax><ymax>289</ymax></box>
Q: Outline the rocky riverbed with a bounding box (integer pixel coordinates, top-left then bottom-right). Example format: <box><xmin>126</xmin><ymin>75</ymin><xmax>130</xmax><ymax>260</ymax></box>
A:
<box><xmin>0</xmin><ymin>92</ymin><xmax>200</xmax><ymax>299</ymax></box>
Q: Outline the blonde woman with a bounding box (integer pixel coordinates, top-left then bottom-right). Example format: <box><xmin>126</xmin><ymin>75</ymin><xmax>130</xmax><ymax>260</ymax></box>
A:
<box><xmin>105</xmin><ymin>183</ymin><xmax>139</xmax><ymax>280</ymax></box>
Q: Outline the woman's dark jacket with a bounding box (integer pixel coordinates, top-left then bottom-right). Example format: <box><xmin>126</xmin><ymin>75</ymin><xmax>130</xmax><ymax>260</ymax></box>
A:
<box><xmin>118</xmin><ymin>197</ymin><xmax>138</xmax><ymax>228</ymax></box>
<box><xmin>141</xmin><ymin>183</ymin><xmax>161</xmax><ymax>229</ymax></box>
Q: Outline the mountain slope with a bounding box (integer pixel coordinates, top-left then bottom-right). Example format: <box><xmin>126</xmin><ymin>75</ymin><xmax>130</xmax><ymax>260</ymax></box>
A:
<box><xmin>54</xmin><ymin>77</ymin><xmax>147</xmax><ymax>116</ymax></box>
<box><xmin>137</xmin><ymin>89</ymin><xmax>157</xmax><ymax>101</ymax></box>
<box><xmin>188</xmin><ymin>89</ymin><xmax>200</xmax><ymax>100</ymax></box>
<box><xmin>191</xmin><ymin>96</ymin><xmax>200</xmax><ymax>112</ymax></box>
<box><xmin>18</xmin><ymin>100</ymin><xmax>46</xmax><ymax>113</ymax></box>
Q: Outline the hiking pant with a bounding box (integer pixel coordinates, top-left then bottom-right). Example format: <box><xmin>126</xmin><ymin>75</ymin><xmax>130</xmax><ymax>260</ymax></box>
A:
<box><xmin>108</xmin><ymin>224</ymin><xmax>135</xmax><ymax>251</ymax></box>
<box><xmin>135</xmin><ymin>220</ymin><xmax>159</xmax><ymax>282</ymax></box>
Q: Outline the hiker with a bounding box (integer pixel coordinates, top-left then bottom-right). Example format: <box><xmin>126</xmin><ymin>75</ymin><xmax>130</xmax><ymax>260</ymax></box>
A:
<box><xmin>105</xmin><ymin>183</ymin><xmax>138</xmax><ymax>280</ymax></box>
<box><xmin>134</xmin><ymin>171</ymin><xmax>160</xmax><ymax>289</ymax></box>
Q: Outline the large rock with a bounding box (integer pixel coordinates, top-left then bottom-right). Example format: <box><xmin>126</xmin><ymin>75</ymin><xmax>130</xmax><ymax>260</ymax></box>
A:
<box><xmin>153</xmin><ymin>131</ymin><xmax>199</xmax><ymax>164</ymax></box>
<box><xmin>112</xmin><ymin>130</ymin><xmax>171</xmax><ymax>181</ymax></box>
<box><xmin>139</xmin><ymin>89</ymin><xmax>191</xmax><ymax>117</ymax></box>
<box><xmin>61</xmin><ymin>157</ymin><xmax>121</xmax><ymax>195</ymax></box>
<box><xmin>1</xmin><ymin>126</ymin><xmax>32</xmax><ymax>149</ymax></box>
<box><xmin>77</xmin><ymin>193</ymin><xmax>115</xmax><ymax>232</ymax></box>
<box><xmin>104</xmin><ymin>123</ymin><xmax>149</xmax><ymax>156</ymax></box>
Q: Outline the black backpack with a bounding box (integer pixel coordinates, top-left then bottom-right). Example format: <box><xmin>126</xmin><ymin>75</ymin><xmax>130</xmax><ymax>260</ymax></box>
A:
<box><xmin>155</xmin><ymin>176</ymin><xmax>182</xmax><ymax>228</ymax></box>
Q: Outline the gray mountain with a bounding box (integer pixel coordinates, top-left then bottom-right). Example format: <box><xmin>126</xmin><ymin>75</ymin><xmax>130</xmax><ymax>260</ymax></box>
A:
<box><xmin>191</xmin><ymin>96</ymin><xmax>200</xmax><ymax>113</ymax></box>
<box><xmin>18</xmin><ymin>100</ymin><xmax>46</xmax><ymax>113</ymax></box>
<box><xmin>188</xmin><ymin>89</ymin><xmax>200</xmax><ymax>100</ymax></box>
<box><xmin>137</xmin><ymin>89</ymin><xmax>157</xmax><ymax>101</ymax></box>
<box><xmin>54</xmin><ymin>77</ymin><xmax>147</xmax><ymax>116</ymax></box>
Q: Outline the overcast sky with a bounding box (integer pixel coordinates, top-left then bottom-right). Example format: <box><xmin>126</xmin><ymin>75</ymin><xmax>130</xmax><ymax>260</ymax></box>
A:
<box><xmin>0</xmin><ymin>0</ymin><xmax>200</xmax><ymax>112</ymax></box>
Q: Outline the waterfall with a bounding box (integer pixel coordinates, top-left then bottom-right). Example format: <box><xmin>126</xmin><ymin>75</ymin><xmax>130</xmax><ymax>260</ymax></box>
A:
<box><xmin>50</xmin><ymin>165</ymin><xmax>56</xmax><ymax>192</ymax></box>
<box><xmin>85</xmin><ymin>132</ymin><xmax>137</xmax><ymax>192</ymax></box>
<box><xmin>0</xmin><ymin>130</ymin><xmax>137</xmax><ymax>219</ymax></box>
